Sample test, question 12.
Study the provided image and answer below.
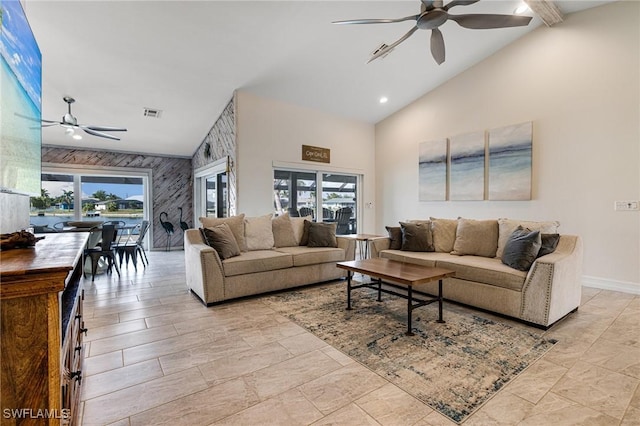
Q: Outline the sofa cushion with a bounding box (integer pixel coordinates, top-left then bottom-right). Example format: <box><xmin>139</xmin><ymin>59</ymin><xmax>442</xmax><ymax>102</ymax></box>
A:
<box><xmin>451</xmin><ymin>218</ymin><xmax>498</xmax><ymax>257</ymax></box>
<box><xmin>200</xmin><ymin>224</ymin><xmax>241</xmax><ymax>260</ymax></box>
<box><xmin>291</xmin><ymin>215</ymin><xmax>313</xmax><ymax>245</ymax></box>
<box><xmin>200</xmin><ymin>214</ymin><xmax>247</xmax><ymax>251</ymax></box>
<box><xmin>385</xmin><ymin>226</ymin><xmax>402</xmax><ymax>250</ymax></box>
<box><xmin>272</xmin><ymin>213</ymin><xmax>298</xmax><ymax>248</ymax></box>
<box><xmin>496</xmin><ymin>218</ymin><xmax>560</xmax><ymax>258</ymax></box>
<box><xmin>430</xmin><ymin>217</ymin><xmax>458</xmax><ymax>253</ymax></box>
<box><xmin>537</xmin><ymin>233</ymin><xmax>560</xmax><ymax>258</ymax></box>
<box><xmin>245</xmin><ymin>214</ymin><xmax>275</xmax><ymax>251</ymax></box>
<box><xmin>436</xmin><ymin>256</ymin><xmax>527</xmax><ymax>291</ymax></box>
<box><xmin>274</xmin><ymin>246</ymin><xmax>345</xmax><ymax>267</ymax></box>
<box><xmin>400</xmin><ymin>221</ymin><xmax>434</xmax><ymax>252</ymax></box>
<box><xmin>307</xmin><ymin>222</ymin><xmax>338</xmax><ymax>248</ymax></box>
<box><xmin>222</xmin><ymin>250</ymin><xmax>293</xmax><ymax>277</ymax></box>
<box><xmin>379</xmin><ymin>250</ymin><xmax>453</xmax><ymax>268</ymax></box>
<box><xmin>501</xmin><ymin>226</ymin><xmax>542</xmax><ymax>271</ymax></box>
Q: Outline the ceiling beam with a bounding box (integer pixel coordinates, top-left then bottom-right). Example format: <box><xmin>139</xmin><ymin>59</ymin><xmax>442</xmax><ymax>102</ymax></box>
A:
<box><xmin>524</xmin><ymin>0</ymin><xmax>564</xmax><ymax>26</ymax></box>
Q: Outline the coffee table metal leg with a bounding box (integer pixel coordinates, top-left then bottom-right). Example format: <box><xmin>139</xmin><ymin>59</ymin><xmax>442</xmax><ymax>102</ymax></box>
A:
<box><xmin>406</xmin><ymin>284</ymin><xmax>414</xmax><ymax>336</ymax></box>
<box><xmin>377</xmin><ymin>278</ymin><xmax>382</xmax><ymax>302</ymax></box>
<box><xmin>346</xmin><ymin>270</ymin><xmax>353</xmax><ymax>310</ymax></box>
<box><xmin>436</xmin><ymin>279</ymin><xmax>445</xmax><ymax>323</ymax></box>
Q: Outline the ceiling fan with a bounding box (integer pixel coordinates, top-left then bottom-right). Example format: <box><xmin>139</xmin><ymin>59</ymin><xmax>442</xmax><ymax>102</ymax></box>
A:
<box><xmin>333</xmin><ymin>0</ymin><xmax>533</xmax><ymax>65</ymax></box>
<box><xmin>40</xmin><ymin>96</ymin><xmax>127</xmax><ymax>141</ymax></box>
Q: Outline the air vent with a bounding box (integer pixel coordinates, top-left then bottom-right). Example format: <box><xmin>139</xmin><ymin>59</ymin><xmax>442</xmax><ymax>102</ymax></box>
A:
<box><xmin>143</xmin><ymin>108</ymin><xmax>162</xmax><ymax>118</ymax></box>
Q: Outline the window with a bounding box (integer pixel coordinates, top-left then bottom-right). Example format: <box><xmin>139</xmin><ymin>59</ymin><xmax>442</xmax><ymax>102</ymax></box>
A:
<box><xmin>31</xmin><ymin>165</ymin><xmax>151</xmax><ymax>245</ymax></box>
<box><xmin>274</xmin><ymin>168</ymin><xmax>359</xmax><ymax>234</ymax></box>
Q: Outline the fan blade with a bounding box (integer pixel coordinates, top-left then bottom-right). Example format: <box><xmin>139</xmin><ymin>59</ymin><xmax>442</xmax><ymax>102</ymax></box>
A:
<box><xmin>81</xmin><ymin>125</ymin><xmax>127</xmax><ymax>132</ymax></box>
<box><xmin>367</xmin><ymin>26</ymin><xmax>419</xmax><ymax>63</ymax></box>
<box><xmin>449</xmin><ymin>13</ymin><xmax>532</xmax><ymax>29</ymax></box>
<box><xmin>333</xmin><ymin>15</ymin><xmax>418</xmax><ymax>25</ymax></box>
<box><xmin>14</xmin><ymin>112</ymin><xmax>47</xmax><ymax>123</ymax></box>
<box><xmin>430</xmin><ymin>28</ymin><xmax>446</xmax><ymax>65</ymax></box>
<box><xmin>444</xmin><ymin>0</ymin><xmax>480</xmax><ymax>11</ymax></box>
<box><xmin>42</xmin><ymin>123</ymin><xmax>60</xmax><ymax>127</ymax></box>
<box><xmin>82</xmin><ymin>127</ymin><xmax>121</xmax><ymax>141</ymax></box>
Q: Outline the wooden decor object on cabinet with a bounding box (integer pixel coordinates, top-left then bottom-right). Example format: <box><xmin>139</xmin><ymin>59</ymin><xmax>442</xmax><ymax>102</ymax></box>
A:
<box><xmin>1</xmin><ymin>232</ymin><xmax>89</xmax><ymax>425</ymax></box>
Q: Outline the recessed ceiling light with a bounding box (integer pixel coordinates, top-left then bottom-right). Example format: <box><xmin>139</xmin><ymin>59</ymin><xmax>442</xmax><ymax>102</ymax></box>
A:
<box><xmin>72</xmin><ymin>134</ymin><xmax>82</xmax><ymax>140</ymax></box>
<box><xmin>379</xmin><ymin>97</ymin><xmax>388</xmax><ymax>104</ymax></box>
<box><xmin>514</xmin><ymin>3</ymin><xmax>530</xmax><ymax>14</ymax></box>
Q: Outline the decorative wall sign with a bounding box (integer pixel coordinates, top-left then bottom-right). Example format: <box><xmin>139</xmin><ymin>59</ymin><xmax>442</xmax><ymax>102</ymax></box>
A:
<box><xmin>449</xmin><ymin>131</ymin><xmax>485</xmax><ymax>201</ymax></box>
<box><xmin>488</xmin><ymin>122</ymin><xmax>532</xmax><ymax>200</ymax></box>
<box><xmin>302</xmin><ymin>145</ymin><xmax>330</xmax><ymax>163</ymax></box>
<box><xmin>419</xmin><ymin>139</ymin><xmax>448</xmax><ymax>201</ymax></box>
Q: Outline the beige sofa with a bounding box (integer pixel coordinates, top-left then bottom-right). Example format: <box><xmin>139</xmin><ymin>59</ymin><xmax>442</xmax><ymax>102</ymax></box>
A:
<box><xmin>184</xmin><ymin>213</ymin><xmax>356</xmax><ymax>305</ymax></box>
<box><xmin>370</xmin><ymin>218</ymin><xmax>583</xmax><ymax>328</ymax></box>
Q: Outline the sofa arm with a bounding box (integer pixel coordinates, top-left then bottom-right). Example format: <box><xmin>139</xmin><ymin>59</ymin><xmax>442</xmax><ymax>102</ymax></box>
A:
<box><xmin>336</xmin><ymin>236</ymin><xmax>357</xmax><ymax>261</ymax></box>
<box><xmin>369</xmin><ymin>237</ymin><xmax>391</xmax><ymax>258</ymax></box>
<box><xmin>520</xmin><ymin>235</ymin><xmax>583</xmax><ymax>326</ymax></box>
<box><xmin>184</xmin><ymin>229</ymin><xmax>225</xmax><ymax>305</ymax></box>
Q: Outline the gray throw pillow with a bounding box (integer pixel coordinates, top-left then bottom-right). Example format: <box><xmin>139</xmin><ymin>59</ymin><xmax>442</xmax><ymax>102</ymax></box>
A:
<box><xmin>400</xmin><ymin>221</ymin><xmax>434</xmax><ymax>252</ymax></box>
<box><xmin>537</xmin><ymin>233</ymin><xmax>560</xmax><ymax>258</ymax></box>
<box><xmin>307</xmin><ymin>222</ymin><xmax>338</xmax><ymax>247</ymax></box>
<box><xmin>385</xmin><ymin>226</ymin><xmax>402</xmax><ymax>250</ymax></box>
<box><xmin>501</xmin><ymin>226</ymin><xmax>541</xmax><ymax>271</ymax></box>
<box><xmin>201</xmin><ymin>223</ymin><xmax>241</xmax><ymax>260</ymax></box>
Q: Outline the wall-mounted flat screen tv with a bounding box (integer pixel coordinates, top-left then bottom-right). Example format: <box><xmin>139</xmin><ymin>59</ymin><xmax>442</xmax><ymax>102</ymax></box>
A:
<box><xmin>1</xmin><ymin>0</ymin><xmax>42</xmax><ymax>196</ymax></box>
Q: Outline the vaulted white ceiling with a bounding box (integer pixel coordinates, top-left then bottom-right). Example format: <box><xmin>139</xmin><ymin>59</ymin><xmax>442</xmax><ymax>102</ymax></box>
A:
<box><xmin>23</xmin><ymin>0</ymin><xmax>612</xmax><ymax>157</ymax></box>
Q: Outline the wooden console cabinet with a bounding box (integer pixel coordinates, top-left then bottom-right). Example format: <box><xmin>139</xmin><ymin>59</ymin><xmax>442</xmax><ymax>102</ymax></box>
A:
<box><xmin>1</xmin><ymin>232</ymin><xmax>88</xmax><ymax>425</ymax></box>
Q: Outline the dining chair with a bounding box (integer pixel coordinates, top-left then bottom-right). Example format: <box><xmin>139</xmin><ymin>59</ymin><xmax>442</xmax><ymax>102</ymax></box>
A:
<box><xmin>83</xmin><ymin>224</ymin><xmax>121</xmax><ymax>281</ymax></box>
<box><xmin>114</xmin><ymin>220</ymin><xmax>150</xmax><ymax>269</ymax></box>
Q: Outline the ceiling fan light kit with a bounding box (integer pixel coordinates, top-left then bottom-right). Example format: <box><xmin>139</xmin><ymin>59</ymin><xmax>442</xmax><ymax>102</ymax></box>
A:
<box><xmin>333</xmin><ymin>0</ymin><xmax>533</xmax><ymax>65</ymax></box>
<box><xmin>40</xmin><ymin>96</ymin><xmax>128</xmax><ymax>141</ymax></box>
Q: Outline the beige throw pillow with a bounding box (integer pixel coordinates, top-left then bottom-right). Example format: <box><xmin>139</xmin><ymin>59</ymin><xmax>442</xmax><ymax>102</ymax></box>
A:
<box><xmin>451</xmin><ymin>218</ymin><xmax>499</xmax><ymax>257</ymax></box>
<box><xmin>430</xmin><ymin>217</ymin><xmax>458</xmax><ymax>253</ymax></box>
<box><xmin>199</xmin><ymin>214</ymin><xmax>247</xmax><ymax>251</ymax></box>
<box><xmin>290</xmin><ymin>215</ymin><xmax>313</xmax><ymax>245</ymax></box>
<box><xmin>244</xmin><ymin>214</ymin><xmax>274</xmax><ymax>251</ymax></box>
<box><xmin>496</xmin><ymin>218</ymin><xmax>560</xmax><ymax>258</ymax></box>
<box><xmin>272</xmin><ymin>213</ymin><xmax>297</xmax><ymax>248</ymax></box>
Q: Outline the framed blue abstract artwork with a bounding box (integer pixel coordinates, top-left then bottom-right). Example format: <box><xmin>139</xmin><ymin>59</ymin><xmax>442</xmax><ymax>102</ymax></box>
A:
<box><xmin>449</xmin><ymin>131</ymin><xmax>485</xmax><ymax>201</ymax></box>
<box><xmin>488</xmin><ymin>122</ymin><xmax>532</xmax><ymax>200</ymax></box>
<box><xmin>419</xmin><ymin>139</ymin><xmax>448</xmax><ymax>201</ymax></box>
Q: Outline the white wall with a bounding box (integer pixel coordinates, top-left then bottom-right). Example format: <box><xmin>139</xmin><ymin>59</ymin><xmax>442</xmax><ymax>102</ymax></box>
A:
<box><xmin>374</xmin><ymin>2</ymin><xmax>639</xmax><ymax>291</ymax></box>
<box><xmin>235</xmin><ymin>91</ymin><xmax>376</xmax><ymax>232</ymax></box>
<box><xmin>0</xmin><ymin>192</ymin><xmax>30</xmax><ymax>233</ymax></box>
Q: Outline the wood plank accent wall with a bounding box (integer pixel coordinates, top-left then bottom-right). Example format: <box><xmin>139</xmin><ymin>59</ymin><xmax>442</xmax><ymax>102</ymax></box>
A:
<box><xmin>41</xmin><ymin>147</ymin><xmax>192</xmax><ymax>250</ymax></box>
<box><xmin>192</xmin><ymin>96</ymin><xmax>237</xmax><ymax>215</ymax></box>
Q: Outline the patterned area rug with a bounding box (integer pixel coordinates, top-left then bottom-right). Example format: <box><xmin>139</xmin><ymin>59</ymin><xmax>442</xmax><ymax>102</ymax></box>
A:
<box><xmin>263</xmin><ymin>282</ymin><xmax>557</xmax><ymax>424</ymax></box>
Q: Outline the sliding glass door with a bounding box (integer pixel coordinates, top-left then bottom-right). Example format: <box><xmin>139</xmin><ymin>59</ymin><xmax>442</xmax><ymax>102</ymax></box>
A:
<box><xmin>273</xmin><ymin>169</ymin><xmax>359</xmax><ymax>234</ymax></box>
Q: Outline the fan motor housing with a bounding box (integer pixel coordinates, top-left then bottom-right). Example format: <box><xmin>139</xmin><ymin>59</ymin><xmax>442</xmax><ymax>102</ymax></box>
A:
<box><xmin>417</xmin><ymin>9</ymin><xmax>448</xmax><ymax>29</ymax></box>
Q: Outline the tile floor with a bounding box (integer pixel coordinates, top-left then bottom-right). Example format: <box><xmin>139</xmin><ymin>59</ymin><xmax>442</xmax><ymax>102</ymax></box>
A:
<box><xmin>79</xmin><ymin>251</ymin><xmax>640</xmax><ymax>425</ymax></box>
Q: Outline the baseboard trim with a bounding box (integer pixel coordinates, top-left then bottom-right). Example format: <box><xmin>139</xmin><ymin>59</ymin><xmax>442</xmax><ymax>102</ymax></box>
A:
<box><xmin>582</xmin><ymin>276</ymin><xmax>640</xmax><ymax>295</ymax></box>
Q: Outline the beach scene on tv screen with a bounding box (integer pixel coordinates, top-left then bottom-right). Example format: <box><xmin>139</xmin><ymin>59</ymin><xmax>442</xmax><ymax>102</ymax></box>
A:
<box><xmin>1</xmin><ymin>0</ymin><xmax>42</xmax><ymax>196</ymax></box>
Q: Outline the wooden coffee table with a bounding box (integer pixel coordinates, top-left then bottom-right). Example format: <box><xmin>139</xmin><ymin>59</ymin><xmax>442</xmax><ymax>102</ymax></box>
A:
<box><xmin>337</xmin><ymin>258</ymin><xmax>455</xmax><ymax>336</ymax></box>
